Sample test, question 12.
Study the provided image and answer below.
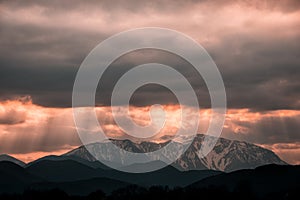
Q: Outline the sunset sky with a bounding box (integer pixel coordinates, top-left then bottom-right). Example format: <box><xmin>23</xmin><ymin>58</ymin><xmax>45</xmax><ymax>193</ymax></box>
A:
<box><xmin>0</xmin><ymin>0</ymin><xmax>300</xmax><ymax>164</ymax></box>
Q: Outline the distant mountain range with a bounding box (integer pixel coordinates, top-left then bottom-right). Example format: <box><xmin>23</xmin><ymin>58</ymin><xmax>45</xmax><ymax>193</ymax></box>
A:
<box><xmin>0</xmin><ymin>160</ymin><xmax>298</xmax><ymax>198</ymax></box>
<box><xmin>0</xmin><ymin>161</ymin><xmax>42</xmax><ymax>194</ymax></box>
<box><xmin>65</xmin><ymin>134</ymin><xmax>286</xmax><ymax>172</ymax></box>
<box><xmin>0</xmin><ymin>159</ymin><xmax>221</xmax><ymax>195</ymax></box>
<box><xmin>0</xmin><ymin>134</ymin><xmax>286</xmax><ymax>173</ymax></box>
<box><xmin>0</xmin><ymin>135</ymin><xmax>292</xmax><ymax>196</ymax></box>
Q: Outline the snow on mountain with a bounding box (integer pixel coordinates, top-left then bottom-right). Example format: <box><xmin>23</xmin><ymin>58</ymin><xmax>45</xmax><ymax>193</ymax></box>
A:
<box><xmin>173</xmin><ymin>135</ymin><xmax>286</xmax><ymax>172</ymax></box>
<box><xmin>64</xmin><ymin>134</ymin><xmax>286</xmax><ymax>172</ymax></box>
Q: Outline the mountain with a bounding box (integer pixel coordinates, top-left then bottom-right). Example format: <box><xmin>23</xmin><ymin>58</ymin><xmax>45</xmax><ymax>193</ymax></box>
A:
<box><xmin>0</xmin><ymin>135</ymin><xmax>288</xmax><ymax>196</ymax></box>
<box><xmin>173</xmin><ymin>135</ymin><xmax>286</xmax><ymax>172</ymax></box>
<box><xmin>26</xmin><ymin>159</ymin><xmax>100</xmax><ymax>182</ymax></box>
<box><xmin>0</xmin><ymin>160</ymin><xmax>131</xmax><ymax>195</ymax></box>
<box><xmin>99</xmin><ymin>165</ymin><xmax>221</xmax><ymax>187</ymax></box>
<box><xmin>0</xmin><ymin>154</ymin><xmax>25</xmax><ymax>167</ymax></box>
<box><xmin>118</xmin><ymin>160</ymin><xmax>168</xmax><ymax>172</ymax></box>
<box><xmin>189</xmin><ymin>164</ymin><xmax>300</xmax><ymax>198</ymax></box>
<box><xmin>27</xmin><ymin>155</ymin><xmax>111</xmax><ymax>169</ymax></box>
<box><xmin>1</xmin><ymin>161</ymin><xmax>298</xmax><ymax>198</ymax></box>
<box><xmin>0</xmin><ymin>161</ymin><xmax>42</xmax><ymax>193</ymax></box>
<box><xmin>26</xmin><ymin>159</ymin><xmax>221</xmax><ymax>187</ymax></box>
<box><xmin>65</xmin><ymin>134</ymin><xmax>286</xmax><ymax>172</ymax></box>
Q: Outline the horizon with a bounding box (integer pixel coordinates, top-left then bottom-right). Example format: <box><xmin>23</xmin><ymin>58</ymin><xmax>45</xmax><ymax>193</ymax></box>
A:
<box><xmin>0</xmin><ymin>132</ymin><xmax>292</xmax><ymax>165</ymax></box>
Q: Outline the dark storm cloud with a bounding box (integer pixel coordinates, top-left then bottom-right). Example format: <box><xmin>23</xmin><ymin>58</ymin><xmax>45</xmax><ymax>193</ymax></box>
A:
<box><xmin>96</xmin><ymin>49</ymin><xmax>210</xmax><ymax>107</ymax></box>
<box><xmin>212</xmin><ymin>32</ymin><xmax>300</xmax><ymax>111</ymax></box>
<box><xmin>0</xmin><ymin>13</ymin><xmax>107</xmax><ymax>107</ymax></box>
<box><xmin>0</xmin><ymin>0</ymin><xmax>300</xmax><ymax>110</ymax></box>
<box><xmin>3</xmin><ymin>0</ymin><xmax>300</xmax><ymax>13</ymax></box>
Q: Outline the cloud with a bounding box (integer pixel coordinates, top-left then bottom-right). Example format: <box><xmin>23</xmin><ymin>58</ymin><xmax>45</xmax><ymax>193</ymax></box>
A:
<box><xmin>0</xmin><ymin>99</ymin><xmax>81</xmax><ymax>154</ymax></box>
<box><xmin>0</xmin><ymin>98</ymin><xmax>299</xmax><ymax>164</ymax></box>
<box><xmin>260</xmin><ymin>143</ymin><xmax>300</xmax><ymax>165</ymax></box>
<box><xmin>0</xmin><ymin>107</ymin><xmax>26</xmax><ymax>125</ymax></box>
<box><xmin>0</xmin><ymin>1</ymin><xmax>300</xmax><ymax>165</ymax></box>
<box><xmin>0</xmin><ymin>1</ymin><xmax>300</xmax><ymax>110</ymax></box>
<box><xmin>222</xmin><ymin>109</ymin><xmax>300</xmax><ymax>145</ymax></box>
<box><xmin>0</xmin><ymin>96</ymin><xmax>31</xmax><ymax>124</ymax></box>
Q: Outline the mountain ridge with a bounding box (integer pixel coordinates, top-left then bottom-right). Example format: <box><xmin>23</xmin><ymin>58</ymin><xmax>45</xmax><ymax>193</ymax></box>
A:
<box><xmin>0</xmin><ymin>154</ymin><xmax>25</xmax><ymax>167</ymax></box>
<box><xmin>65</xmin><ymin>134</ymin><xmax>286</xmax><ymax>172</ymax></box>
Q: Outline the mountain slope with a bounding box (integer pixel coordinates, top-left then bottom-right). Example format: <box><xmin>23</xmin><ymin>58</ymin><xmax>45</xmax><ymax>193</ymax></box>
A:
<box><xmin>0</xmin><ymin>161</ymin><xmax>42</xmax><ymax>193</ymax></box>
<box><xmin>27</xmin><ymin>155</ymin><xmax>111</xmax><ymax>169</ymax></box>
<box><xmin>0</xmin><ymin>154</ymin><xmax>25</xmax><ymax>167</ymax></box>
<box><xmin>26</xmin><ymin>160</ymin><xmax>100</xmax><ymax>182</ymax></box>
<box><xmin>174</xmin><ymin>135</ymin><xmax>286</xmax><ymax>172</ymax></box>
<box><xmin>25</xmin><ymin>159</ymin><xmax>221</xmax><ymax>187</ymax></box>
<box><xmin>65</xmin><ymin>134</ymin><xmax>286</xmax><ymax>172</ymax></box>
<box><xmin>99</xmin><ymin>165</ymin><xmax>221</xmax><ymax>187</ymax></box>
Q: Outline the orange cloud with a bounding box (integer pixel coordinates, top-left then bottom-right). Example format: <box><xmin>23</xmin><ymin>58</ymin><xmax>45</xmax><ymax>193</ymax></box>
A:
<box><xmin>259</xmin><ymin>143</ymin><xmax>300</xmax><ymax>165</ymax></box>
<box><xmin>0</xmin><ymin>98</ymin><xmax>300</xmax><ymax>164</ymax></box>
<box><xmin>10</xmin><ymin>147</ymin><xmax>76</xmax><ymax>164</ymax></box>
<box><xmin>0</xmin><ymin>96</ymin><xmax>32</xmax><ymax>125</ymax></box>
<box><xmin>0</xmin><ymin>98</ymin><xmax>80</xmax><ymax>155</ymax></box>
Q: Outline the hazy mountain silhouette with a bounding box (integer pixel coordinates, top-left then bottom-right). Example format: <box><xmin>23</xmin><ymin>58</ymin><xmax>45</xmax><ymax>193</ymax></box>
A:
<box><xmin>27</xmin><ymin>155</ymin><xmax>111</xmax><ymax>169</ymax></box>
<box><xmin>0</xmin><ymin>161</ymin><xmax>42</xmax><ymax>193</ymax></box>
<box><xmin>103</xmin><ymin>165</ymin><xmax>221</xmax><ymax>187</ymax></box>
<box><xmin>0</xmin><ymin>154</ymin><xmax>25</xmax><ymax>167</ymax></box>
<box><xmin>0</xmin><ymin>158</ymin><xmax>299</xmax><ymax>199</ymax></box>
<box><xmin>26</xmin><ymin>159</ymin><xmax>221</xmax><ymax>187</ymax></box>
<box><xmin>26</xmin><ymin>159</ymin><xmax>100</xmax><ymax>182</ymax></box>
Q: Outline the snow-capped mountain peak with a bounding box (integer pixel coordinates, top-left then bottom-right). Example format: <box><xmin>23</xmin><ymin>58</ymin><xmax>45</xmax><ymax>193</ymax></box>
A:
<box><xmin>65</xmin><ymin>134</ymin><xmax>286</xmax><ymax>172</ymax></box>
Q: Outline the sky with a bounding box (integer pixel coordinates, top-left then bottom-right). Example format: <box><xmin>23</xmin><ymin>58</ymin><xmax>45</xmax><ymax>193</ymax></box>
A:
<box><xmin>0</xmin><ymin>0</ymin><xmax>300</xmax><ymax>164</ymax></box>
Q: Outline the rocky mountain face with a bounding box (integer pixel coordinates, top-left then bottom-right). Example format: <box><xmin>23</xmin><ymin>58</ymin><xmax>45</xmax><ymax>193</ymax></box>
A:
<box><xmin>173</xmin><ymin>135</ymin><xmax>286</xmax><ymax>172</ymax></box>
<box><xmin>65</xmin><ymin>134</ymin><xmax>286</xmax><ymax>172</ymax></box>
